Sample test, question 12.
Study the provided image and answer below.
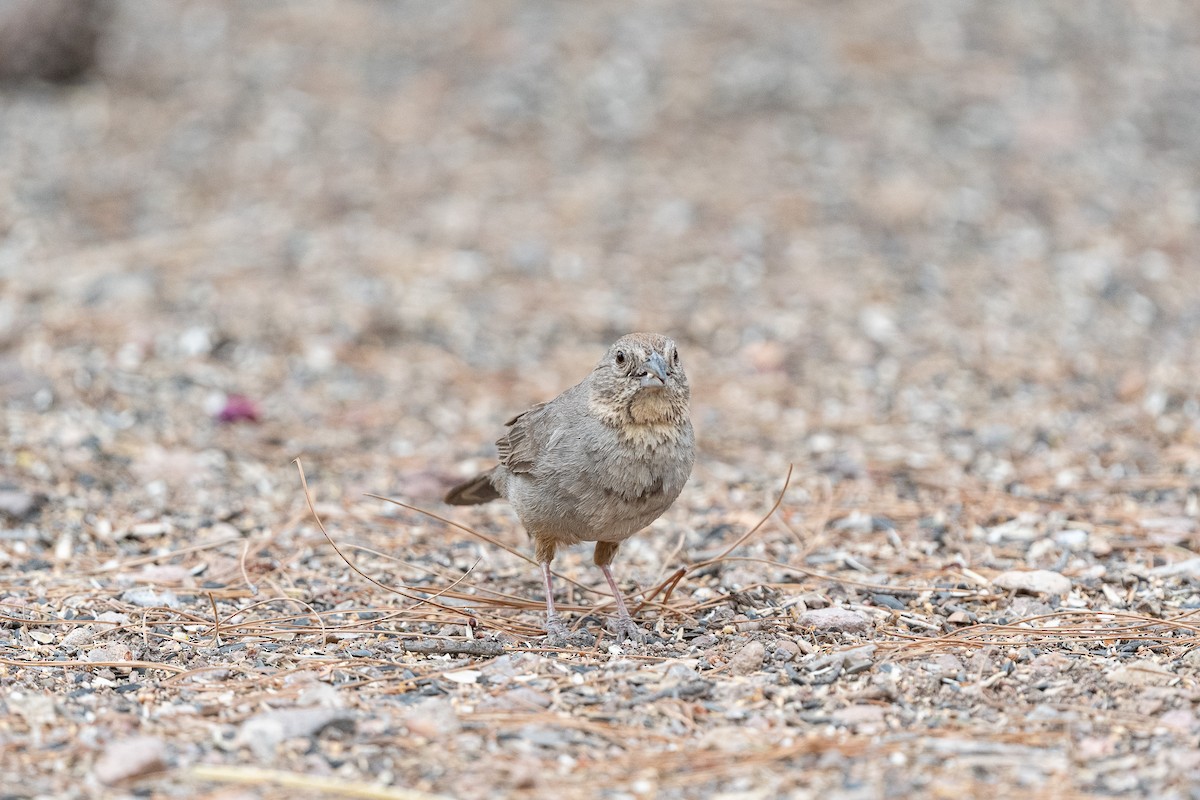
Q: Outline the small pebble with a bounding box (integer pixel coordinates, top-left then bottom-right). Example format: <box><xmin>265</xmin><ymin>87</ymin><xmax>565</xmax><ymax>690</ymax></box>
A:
<box><xmin>992</xmin><ymin>570</ymin><xmax>1071</xmax><ymax>596</ymax></box>
<box><xmin>831</xmin><ymin>704</ymin><xmax>887</xmax><ymax>730</ymax></box>
<box><xmin>774</xmin><ymin>639</ymin><xmax>802</xmax><ymax>662</ymax></box>
<box><xmin>215</xmin><ymin>394</ymin><xmax>261</xmax><ymax>423</ymax></box>
<box><xmin>0</xmin><ymin>488</ymin><xmax>39</xmax><ymax>519</ymax></box>
<box><xmin>1106</xmin><ymin>660</ymin><xmax>1174</xmax><ymax>687</ymax></box>
<box><xmin>871</xmin><ymin>593</ymin><xmax>907</xmax><ymax>610</ymax></box>
<box><xmin>239</xmin><ymin>707</ymin><xmax>355</xmax><ymax>759</ymax></box>
<box><xmin>1149</xmin><ymin>558</ymin><xmax>1200</xmax><ymax>578</ymax></box>
<box><xmin>120</xmin><ymin>587</ymin><xmax>181</xmax><ymax>609</ymax></box>
<box><xmin>797</xmin><ymin>607</ymin><xmax>871</xmax><ymax>633</ymax></box>
<box><xmin>402</xmin><ymin>697</ymin><xmax>460</xmax><ymax>739</ymax></box>
<box><xmin>727</xmin><ymin>640</ymin><xmax>765</xmax><ymax>675</ymax></box>
<box><xmin>1054</xmin><ymin>529</ymin><xmax>1089</xmax><ymax>551</ymax></box>
<box><xmin>477</xmin><ymin>687</ymin><xmax>553</xmax><ymax>712</ymax></box>
<box><xmin>93</xmin><ymin>736</ymin><xmax>166</xmax><ymax>785</ymax></box>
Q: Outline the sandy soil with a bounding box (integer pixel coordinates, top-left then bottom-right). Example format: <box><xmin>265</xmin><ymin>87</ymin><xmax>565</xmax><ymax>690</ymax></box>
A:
<box><xmin>3</xmin><ymin>2</ymin><xmax>1200</xmax><ymax>798</ymax></box>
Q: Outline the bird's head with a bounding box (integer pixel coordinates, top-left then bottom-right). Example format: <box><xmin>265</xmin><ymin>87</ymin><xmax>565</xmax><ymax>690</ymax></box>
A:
<box><xmin>590</xmin><ymin>332</ymin><xmax>690</xmax><ymax>426</ymax></box>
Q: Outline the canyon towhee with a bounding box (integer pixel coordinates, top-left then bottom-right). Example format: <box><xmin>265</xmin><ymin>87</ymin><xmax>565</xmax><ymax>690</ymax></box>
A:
<box><xmin>445</xmin><ymin>332</ymin><xmax>695</xmax><ymax>643</ymax></box>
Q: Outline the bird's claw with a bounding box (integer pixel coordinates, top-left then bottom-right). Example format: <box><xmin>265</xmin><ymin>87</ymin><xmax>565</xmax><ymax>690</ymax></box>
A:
<box><xmin>544</xmin><ymin>615</ymin><xmax>595</xmax><ymax>648</ymax></box>
<box><xmin>609</xmin><ymin>616</ymin><xmax>645</xmax><ymax>644</ymax></box>
<box><xmin>545</xmin><ymin>613</ymin><xmax>569</xmax><ymax>638</ymax></box>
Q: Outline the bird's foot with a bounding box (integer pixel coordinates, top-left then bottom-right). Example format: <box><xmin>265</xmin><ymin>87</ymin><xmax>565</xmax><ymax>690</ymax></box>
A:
<box><xmin>545</xmin><ymin>613</ymin><xmax>569</xmax><ymax>642</ymax></box>
<box><xmin>608</xmin><ymin>616</ymin><xmax>646</xmax><ymax>645</ymax></box>
<box><xmin>544</xmin><ymin>615</ymin><xmax>595</xmax><ymax>648</ymax></box>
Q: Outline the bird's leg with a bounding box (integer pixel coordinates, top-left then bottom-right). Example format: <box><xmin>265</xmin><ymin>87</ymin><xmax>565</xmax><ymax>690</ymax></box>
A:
<box><xmin>541</xmin><ymin>560</ymin><xmax>570</xmax><ymax>642</ymax></box>
<box><xmin>594</xmin><ymin>541</ymin><xmax>643</xmax><ymax>643</ymax></box>
<box><xmin>535</xmin><ymin>536</ymin><xmax>570</xmax><ymax>642</ymax></box>
<box><xmin>600</xmin><ymin>564</ymin><xmax>643</xmax><ymax>642</ymax></box>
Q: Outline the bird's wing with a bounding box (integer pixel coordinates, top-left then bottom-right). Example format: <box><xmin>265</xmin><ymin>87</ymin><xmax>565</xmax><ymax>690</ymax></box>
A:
<box><xmin>496</xmin><ymin>402</ymin><xmax>548</xmax><ymax>474</ymax></box>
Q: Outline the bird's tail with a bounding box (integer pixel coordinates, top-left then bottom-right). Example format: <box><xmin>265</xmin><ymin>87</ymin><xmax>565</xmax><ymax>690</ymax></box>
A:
<box><xmin>444</xmin><ymin>468</ymin><xmax>502</xmax><ymax>505</ymax></box>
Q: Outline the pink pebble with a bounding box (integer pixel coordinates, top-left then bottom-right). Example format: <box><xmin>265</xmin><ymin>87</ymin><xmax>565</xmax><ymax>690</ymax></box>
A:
<box><xmin>216</xmin><ymin>394</ymin><xmax>260</xmax><ymax>423</ymax></box>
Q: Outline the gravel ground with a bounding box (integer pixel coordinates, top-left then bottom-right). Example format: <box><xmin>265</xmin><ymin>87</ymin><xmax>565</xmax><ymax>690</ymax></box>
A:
<box><xmin>4</xmin><ymin>2</ymin><xmax>1200</xmax><ymax>798</ymax></box>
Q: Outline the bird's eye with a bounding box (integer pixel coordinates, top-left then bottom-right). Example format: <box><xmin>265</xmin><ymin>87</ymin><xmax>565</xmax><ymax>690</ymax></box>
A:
<box><xmin>672</xmin><ymin>349</ymin><xmax>680</xmax><ymax>366</ymax></box>
<box><xmin>615</xmin><ymin>350</ymin><xmax>627</xmax><ymax>367</ymax></box>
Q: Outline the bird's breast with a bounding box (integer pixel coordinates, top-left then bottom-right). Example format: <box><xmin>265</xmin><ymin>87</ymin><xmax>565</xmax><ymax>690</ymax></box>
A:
<box><xmin>586</xmin><ymin>424</ymin><xmax>692</xmax><ymax>505</ymax></box>
<box><xmin>508</xmin><ymin>415</ymin><xmax>693</xmax><ymax>543</ymax></box>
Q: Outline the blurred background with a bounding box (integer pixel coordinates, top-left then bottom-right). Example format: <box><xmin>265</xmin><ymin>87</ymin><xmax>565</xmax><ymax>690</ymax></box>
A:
<box><xmin>2</xmin><ymin>0</ymin><xmax>1200</xmax><ymax>529</ymax></box>
<box><xmin>7</xmin><ymin>5</ymin><xmax>1200</xmax><ymax>795</ymax></box>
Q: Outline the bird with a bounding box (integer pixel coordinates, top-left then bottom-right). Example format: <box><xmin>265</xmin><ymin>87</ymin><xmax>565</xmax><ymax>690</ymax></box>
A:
<box><xmin>445</xmin><ymin>332</ymin><xmax>695</xmax><ymax>644</ymax></box>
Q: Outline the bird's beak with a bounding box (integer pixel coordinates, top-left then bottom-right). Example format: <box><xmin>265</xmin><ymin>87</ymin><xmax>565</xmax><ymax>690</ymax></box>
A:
<box><xmin>638</xmin><ymin>352</ymin><xmax>669</xmax><ymax>388</ymax></box>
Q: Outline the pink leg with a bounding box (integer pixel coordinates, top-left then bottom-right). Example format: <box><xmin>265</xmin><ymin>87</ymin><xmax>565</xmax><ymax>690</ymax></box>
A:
<box><xmin>542</xmin><ymin>561</ymin><xmax>569</xmax><ymax>641</ymax></box>
<box><xmin>600</xmin><ymin>564</ymin><xmax>642</xmax><ymax>642</ymax></box>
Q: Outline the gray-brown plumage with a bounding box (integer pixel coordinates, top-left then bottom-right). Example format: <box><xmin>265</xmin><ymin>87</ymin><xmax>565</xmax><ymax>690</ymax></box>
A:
<box><xmin>446</xmin><ymin>332</ymin><xmax>695</xmax><ymax>643</ymax></box>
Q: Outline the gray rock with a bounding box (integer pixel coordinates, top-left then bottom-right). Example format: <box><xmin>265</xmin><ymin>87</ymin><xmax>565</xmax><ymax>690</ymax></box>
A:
<box><xmin>831</xmin><ymin>704</ymin><xmax>887</xmax><ymax>730</ymax></box>
<box><xmin>1054</xmin><ymin>529</ymin><xmax>1090</xmax><ymax>552</ymax></box>
<box><xmin>510</xmin><ymin>724</ymin><xmax>574</xmax><ymax>748</ymax></box>
<box><xmin>797</xmin><ymin>607</ymin><xmax>871</xmax><ymax>633</ymax></box>
<box><xmin>238</xmin><ymin>707</ymin><xmax>355</xmax><ymax>759</ymax></box>
<box><xmin>119</xmin><ymin>587</ymin><xmax>182</xmax><ymax>609</ymax></box>
<box><xmin>0</xmin><ymin>489</ymin><xmax>40</xmax><ymax>520</ymax></box>
<box><xmin>774</xmin><ymin>639</ymin><xmax>802</xmax><ymax>662</ymax></box>
<box><xmin>727</xmin><ymin>640</ymin><xmax>765</xmax><ymax>674</ymax></box>
<box><xmin>1106</xmin><ymin>660</ymin><xmax>1174</xmax><ymax>687</ymax></box>
<box><xmin>477</xmin><ymin>687</ymin><xmax>553</xmax><ymax>713</ymax></box>
<box><xmin>401</xmin><ymin>697</ymin><xmax>460</xmax><ymax>739</ymax></box>
<box><xmin>992</xmin><ymin>570</ymin><xmax>1071</xmax><ymax>596</ymax></box>
<box><xmin>663</xmin><ymin>662</ymin><xmax>699</xmax><ymax>680</ymax></box>
<box><xmin>86</xmin><ymin>643</ymin><xmax>134</xmax><ymax>663</ymax></box>
<box><xmin>60</xmin><ymin>625</ymin><xmax>97</xmax><ymax>651</ymax></box>
<box><xmin>93</xmin><ymin>736</ymin><xmax>166</xmax><ymax>785</ymax></box>
<box><xmin>1149</xmin><ymin>557</ymin><xmax>1200</xmax><ymax>578</ymax></box>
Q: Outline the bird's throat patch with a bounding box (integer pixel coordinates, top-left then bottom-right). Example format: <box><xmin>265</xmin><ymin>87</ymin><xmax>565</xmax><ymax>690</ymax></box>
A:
<box><xmin>628</xmin><ymin>389</ymin><xmax>680</xmax><ymax>425</ymax></box>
